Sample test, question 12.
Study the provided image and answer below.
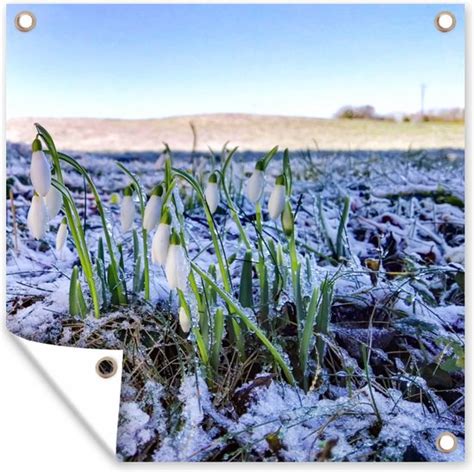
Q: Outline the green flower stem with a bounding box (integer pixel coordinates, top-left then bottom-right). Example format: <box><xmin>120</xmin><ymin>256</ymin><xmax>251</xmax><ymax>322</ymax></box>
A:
<box><xmin>177</xmin><ymin>289</ymin><xmax>209</xmax><ymax>368</ymax></box>
<box><xmin>289</xmin><ymin>233</ymin><xmax>303</xmax><ymax>342</ymax></box>
<box><xmin>192</xmin><ymin>262</ymin><xmax>295</xmax><ymax>385</ymax></box>
<box><xmin>219</xmin><ymin>148</ymin><xmax>251</xmax><ymax>249</ymax></box>
<box><xmin>52</xmin><ymin>180</ymin><xmax>101</xmax><ymax>318</ymax></box>
<box><xmin>173</xmin><ymin>169</ymin><xmax>231</xmax><ymax>292</ymax></box>
<box><xmin>255</xmin><ymin>202</ymin><xmax>269</xmax><ymax>320</ymax></box>
<box><xmin>142</xmin><ymin>228</ymin><xmax>150</xmax><ymax>299</ymax></box>
<box><xmin>173</xmin><ymin>168</ymin><xmax>244</xmax><ymax>356</ymax></box>
<box><xmin>35</xmin><ymin>123</ymin><xmax>101</xmax><ymax>317</ymax></box>
<box><xmin>116</xmin><ymin>162</ymin><xmax>150</xmax><ymax>301</ymax></box>
<box><xmin>57</xmin><ymin>152</ymin><xmax>127</xmax><ymax>303</ymax></box>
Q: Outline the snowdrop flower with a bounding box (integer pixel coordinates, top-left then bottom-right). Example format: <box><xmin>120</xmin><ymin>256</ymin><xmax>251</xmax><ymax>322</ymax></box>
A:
<box><xmin>143</xmin><ymin>184</ymin><xmax>163</xmax><ymax>231</ymax></box>
<box><xmin>30</xmin><ymin>138</ymin><xmax>51</xmax><ymax>196</ymax></box>
<box><xmin>56</xmin><ymin>217</ymin><xmax>68</xmax><ymax>255</ymax></box>
<box><xmin>45</xmin><ymin>185</ymin><xmax>63</xmax><ymax>221</ymax></box>
<box><xmin>268</xmin><ymin>175</ymin><xmax>286</xmax><ymax>220</ymax></box>
<box><xmin>179</xmin><ymin>306</ymin><xmax>191</xmax><ymax>333</ymax></box>
<box><xmin>281</xmin><ymin>201</ymin><xmax>294</xmax><ymax>237</ymax></box>
<box><xmin>165</xmin><ymin>231</ymin><xmax>189</xmax><ymax>290</ymax></box>
<box><xmin>151</xmin><ymin>209</ymin><xmax>171</xmax><ymax>266</ymax></box>
<box><xmin>27</xmin><ymin>192</ymin><xmax>48</xmax><ymax>240</ymax></box>
<box><xmin>204</xmin><ymin>173</ymin><xmax>220</xmax><ymax>214</ymax></box>
<box><xmin>120</xmin><ymin>186</ymin><xmax>135</xmax><ymax>232</ymax></box>
<box><xmin>246</xmin><ymin>160</ymin><xmax>265</xmax><ymax>204</ymax></box>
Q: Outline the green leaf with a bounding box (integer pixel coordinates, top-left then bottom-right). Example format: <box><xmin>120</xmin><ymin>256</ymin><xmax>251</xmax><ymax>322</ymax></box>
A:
<box><xmin>315</xmin><ymin>278</ymin><xmax>334</xmax><ymax>362</ymax></box>
<box><xmin>133</xmin><ymin>255</ymin><xmax>145</xmax><ymax>293</ymax></box>
<box><xmin>193</xmin><ymin>262</ymin><xmax>295</xmax><ymax>384</ymax></box>
<box><xmin>54</xmin><ymin>150</ymin><xmax>126</xmax><ymax>307</ymax></box>
<box><xmin>69</xmin><ymin>266</ymin><xmax>87</xmax><ymax>318</ymax></box>
<box><xmin>211</xmin><ymin>308</ymin><xmax>225</xmax><ymax>373</ymax></box>
<box><xmin>132</xmin><ymin>229</ymin><xmax>140</xmax><ymax>264</ymax></box>
<box><xmin>283</xmin><ymin>148</ymin><xmax>293</xmax><ymax>196</ymax></box>
<box><xmin>239</xmin><ymin>250</ymin><xmax>254</xmax><ymax>308</ymax></box>
<box><xmin>107</xmin><ymin>263</ymin><xmax>124</xmax><ymax>306</ymax></box>
<box><xmin>335</xmin><ymin>196</ymin><xmax>351</xmax><ymax>261</ymax></box>
<box><xmin>95</xmin><ymin>258</ymin><xmax>108</xmax><ymax>308</ymax></box>
<box><xmin>299</xmin><ymin>286</ymin><xmax>319</xmax><ymax>386</ymax></box>
<box><xmin>97</xmin><ymin>237</ymin><xmax>105</xmax><ymax>264</ymax></box>
<box><xmin>262</xmin><ymin>146</ymin><xmax>279</xmax><ymax>170</ymax></box>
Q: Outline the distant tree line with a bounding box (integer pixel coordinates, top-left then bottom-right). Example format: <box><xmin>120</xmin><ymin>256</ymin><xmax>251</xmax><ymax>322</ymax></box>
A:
<box><xmin>335</xmin><ymin>105</ymin><xmax>464</xmax><ymax>123</ymax></box>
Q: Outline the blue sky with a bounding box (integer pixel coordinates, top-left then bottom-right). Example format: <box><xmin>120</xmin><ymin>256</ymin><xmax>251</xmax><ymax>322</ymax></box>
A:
<box><xmin>7</xmin><ymin>3</ymin><xmax>465</xmax><ymax>119</ymax></box>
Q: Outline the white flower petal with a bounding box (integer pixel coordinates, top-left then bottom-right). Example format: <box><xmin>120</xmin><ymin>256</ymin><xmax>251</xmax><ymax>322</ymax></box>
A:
<box><xmin>30</xmin><ymin>150</ymin><xmax>51</xmax><ymax>196</ymax></box>
<box><xmin>120</xmin><ymin>196</ymin><xmax>135</xmax><ymax>232</ymax></box>
<box><xmin>45</xmin><ymin>186</ymin><xmax>63</xmax><ymax>220</ymax></box>
<box><xmin>246</xmin><ymin>170</ymin><xmax>265</xmax><ymax>203</ymax></box>
<box><xmin>56</xmin><ymin>222</ymin><xmax>68</xmax><ymax>254</ymax></box>
<box><xmin>268</xmin><ymin>184</ymin><xmax>286</xmax><ymax>220</ymax></box>
<box><xmin>179</xmin><ymin>306</ymin><xmax>191</xmax><ymax>333</ymax></box>
<box><xmin>204</xmin><ymin>182</ymin><xmax>220</xmax><ymax>214</ymax></box>
<box><xmin>143</xmin><ymin>195</ymin><xmax>162</xmax><ymax>231</ymax></box>
<box><xmin>165</xmin><ymin>244</ymin><xmax>189</xmax><ymax>290</ymax></box>
<box><xmin>27</xmin><ymin>195</ymin><xmax>48</xmax><ymax>240</ymax></box>
<box><xmin>151</xmin><ymin>223</ymin><xmax>170</xmax><ymax>266</ymax></box>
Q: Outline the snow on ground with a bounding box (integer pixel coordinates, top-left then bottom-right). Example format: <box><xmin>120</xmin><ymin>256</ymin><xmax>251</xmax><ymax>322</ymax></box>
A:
<box><xmin>6</xmin><ymin>140</ymin><xmax>464</xmax><ymax>462</ymax></box>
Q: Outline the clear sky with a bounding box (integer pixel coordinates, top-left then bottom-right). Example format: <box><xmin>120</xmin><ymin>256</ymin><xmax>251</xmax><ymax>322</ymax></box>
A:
<box><xmin>7</xmin><ymin>3</ymin><xmax>465</xmax><ymax>119</ymax></box>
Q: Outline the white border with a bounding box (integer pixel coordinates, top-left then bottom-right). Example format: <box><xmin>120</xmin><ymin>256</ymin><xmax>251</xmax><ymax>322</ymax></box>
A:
<box><xmin>1</xmin><ymin>1</ymin><xmax>471</xmax><ymax>470</ymax></box>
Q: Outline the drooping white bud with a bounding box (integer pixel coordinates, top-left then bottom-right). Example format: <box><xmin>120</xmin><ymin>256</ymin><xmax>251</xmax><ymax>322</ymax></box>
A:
<box><xmin>45</xmin><ymin>185</ymin><xmax>63</xmax><ymax>221</ymax></box>
<box><xmin>120</xmin><ymin>187</ymin><xmax>135</xmax><ymax>232</ymax></box>
<box><xmin>143</xmin><ymin>186</ymin><xmax>163</xmax><ymax>231</ymax></box>
<box><xmin>30</xmin><ymin>138</ymin><xmax>51</xmax><ymax>196</ymax></box>
<box><xmin>246</xmin><ymin>161</ymin><xmax>265</xmax><ymax>204</ymax></box>
<box><xmin>179</xmin><ymin>306</ymin><xmax>191</xmax><ymax>333</ymax></box>
<box><xmin>152</xmin><ymin>208</ymin><xmax>172</xmax><ymax>265</ymax></box>
<box><xmin>56</xmin><ymin>217</ymin><xmax>68</xmax><ymax>255</ymax></box>
<box><xmin>165</xmin><ymin>232</ymin><xmax>189</xmax><ymax>290</ymax></box>
<box><xmin>204</xmin><ymin>173</ymin><xmax>220</xmax><ymax>214</ymax></box>
<box><xmin>152</xmin><ymin>225</ymin><xmax>171</xmax><ymax>265</ymax></box>
<box><xmin>268</xmin><ymin>175</ymin><xmax>286</xmax><ymax>220</ymax></box>
<box><xmin>27</xmin><ymin>193</ymin><xmax>48</xmax><ymax>240</ymax></box>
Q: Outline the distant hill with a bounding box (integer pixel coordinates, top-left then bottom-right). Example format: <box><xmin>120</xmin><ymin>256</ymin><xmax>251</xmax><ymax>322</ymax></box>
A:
<box><xmin>7</xmin><ymin>114</ymin><xmax>464</xmax><ymax>152</ymax></box>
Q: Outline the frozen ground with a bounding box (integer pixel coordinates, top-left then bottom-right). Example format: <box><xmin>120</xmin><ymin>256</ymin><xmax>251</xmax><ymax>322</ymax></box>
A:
<box><xmin>6</xmin><ymin>140</ymin><xmax>464</xmax><ymax>462</ymax></box>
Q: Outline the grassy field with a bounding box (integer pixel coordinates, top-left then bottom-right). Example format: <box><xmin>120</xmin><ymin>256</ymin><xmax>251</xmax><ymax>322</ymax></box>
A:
<box><xmin>7</xmin><ymin>114</ymin><xmax>464</xmax><ymax>152</ymax></box>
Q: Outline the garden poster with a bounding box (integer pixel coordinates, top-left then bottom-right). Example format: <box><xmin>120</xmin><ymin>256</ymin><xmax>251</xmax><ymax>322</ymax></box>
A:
<box><xmin>5</xmin><ymin>3</ymin><xmax>465</xmax><ymax>462</ymax></box>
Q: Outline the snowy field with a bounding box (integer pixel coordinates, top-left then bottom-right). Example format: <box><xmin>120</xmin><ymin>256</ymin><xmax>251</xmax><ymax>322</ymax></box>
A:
<box><xmin>6</xmin><ymin>137</ymin><xmax>464</xmax><ymax>462</ymax></box>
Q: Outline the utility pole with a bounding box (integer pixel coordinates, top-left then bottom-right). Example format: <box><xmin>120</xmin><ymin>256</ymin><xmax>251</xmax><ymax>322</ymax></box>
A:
<box><xmin>420</xmin><ymin>83</ymin><xmax>426</xmax><ymax>121</ymax></box>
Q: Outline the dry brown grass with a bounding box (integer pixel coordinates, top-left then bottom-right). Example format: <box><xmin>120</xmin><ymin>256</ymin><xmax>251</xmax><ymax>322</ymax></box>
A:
<box><xmin>7</xmin><ymin>113</ymin><xmax>464</xmax><ymax>153</ymax></box>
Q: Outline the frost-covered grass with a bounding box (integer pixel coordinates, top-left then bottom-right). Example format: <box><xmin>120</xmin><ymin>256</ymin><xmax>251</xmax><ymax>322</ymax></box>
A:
<box><xmin>6</xmin><ymin>137</ymin><xmax>464</xmax><ymax>462</ymax></box>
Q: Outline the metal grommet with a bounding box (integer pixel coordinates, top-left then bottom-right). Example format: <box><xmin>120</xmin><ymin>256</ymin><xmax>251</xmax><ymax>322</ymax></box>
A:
<box><xmin>435</xmin><ymin>11</ymin><xmax>456</xmax><ymax>33</ymax></box>
<box><xmin>95</xmin><ymin>356</ymin><xmax>118</xmax><ymax>379</ymax></box>
<box><xmin>14</xmin><ymin>11</ymin><xmax>36</xmax><ymax>32</ymax></box>
<box><xmin>436</xmin><ymin>431</ymin><xmax>458</xmax><ymax>453</ymax></box>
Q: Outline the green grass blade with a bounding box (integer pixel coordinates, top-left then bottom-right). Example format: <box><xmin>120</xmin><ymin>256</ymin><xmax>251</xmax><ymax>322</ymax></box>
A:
<box><xmin>211</xmin><ymin>308</ymin><xmax>225</xmax><ymax>373</ymax></box>
<box><xmin>335</xmin><ymin>196</ymin><xmax>351</xmax><ymax>261</ymax></box>
<box><xmin>262</xmin><ymin>146</ymin><xmax>279</xmax><ymax>170</ymax></box>
<box><xmin>55</xmin><ymin>151</ymin><xmax>127</xmax><ymax>306</ymax></box>
<box><xmin>192</xmin><ymin>262</ymin><xmax>295</xmax><ymax>384</ymax></box>
<box><xmin>132</xmin><ymin>229</ymin><xmax>140</xmax><ymax>263</ymax></box>
<box><xmin>95</xmin><ymin>258</ymin><xmax>108</xmax><ymax>308</ymax></box>
<box><xmin>69</xmin><ymin>266</ymin><xmax>87</xmax><ymax>318</ymax></box>
<box><xmin>239</xmin><ymin>250</ymin><xmax>254</xmax><ymax>308</ymax></box>
<box><xmin>299</xmin><ymin>286</ymin><xmax>319</xmax><ymax>387</ymax></box>
<box><xmin>316</xmin><ymin>278</ymin><xmax>334</xmax><ymax>363</ymax></box>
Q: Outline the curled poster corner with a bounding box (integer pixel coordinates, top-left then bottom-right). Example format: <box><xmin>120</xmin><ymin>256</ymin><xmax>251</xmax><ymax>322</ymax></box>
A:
<box><xmin>12</xmin><ymin>334</ymin><xmax>122</xmax><ymax>456</ymax></box>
